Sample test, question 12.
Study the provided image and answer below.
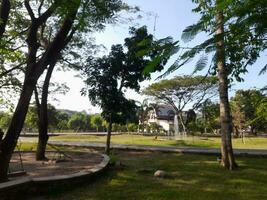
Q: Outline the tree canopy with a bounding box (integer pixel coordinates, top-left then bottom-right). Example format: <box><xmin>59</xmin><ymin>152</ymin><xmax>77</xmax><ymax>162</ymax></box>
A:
<box><xmin>143</xmin><ymin>75</ymin><xmax>218</xmax><ymax>112</ymax></box>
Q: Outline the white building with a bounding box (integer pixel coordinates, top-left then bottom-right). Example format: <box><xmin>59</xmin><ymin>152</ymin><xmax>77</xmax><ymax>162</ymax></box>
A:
<box><xmin>147</xmin><ymin>105</ymin><xmax>175</xmax><ymax>133</ymax></box>
<box><xmin>146</xmin><ymin>104</ymin><xmax>196</xmax><ymax>135</ymax></box>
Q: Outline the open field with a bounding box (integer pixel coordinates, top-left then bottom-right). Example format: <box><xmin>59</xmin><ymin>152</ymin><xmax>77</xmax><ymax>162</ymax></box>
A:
<box><xmin>29</xmin><ymin>150</ymin><xmax>267</xmax><ymax>200</ymax></box>
<box><xmin>46</xmin><ymin>134</ymin><xmax>267</xmax><ymax>150</ymax></box>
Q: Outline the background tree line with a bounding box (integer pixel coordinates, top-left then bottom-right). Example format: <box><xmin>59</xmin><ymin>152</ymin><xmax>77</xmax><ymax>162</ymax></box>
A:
<box><xmin>186</xmin><ymin>88</ymin><xmax>267</xmax><ymax>136</ymax></box>
<box><xmin>0</xmin><ymin>104</ymin><xmax>141</xmax><ymax>133</ymax></box>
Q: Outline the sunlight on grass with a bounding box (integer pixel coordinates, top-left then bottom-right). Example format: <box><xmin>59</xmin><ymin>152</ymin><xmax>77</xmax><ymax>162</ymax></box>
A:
<box><xmin>31</xmin><ymin>150</ymin><xmax>267</xmax><ymax>200</ymax></box>
<box><xmin>49</xmin><ymin>134</ymin><xmax>267</xmax><ymax>150</ymax></box>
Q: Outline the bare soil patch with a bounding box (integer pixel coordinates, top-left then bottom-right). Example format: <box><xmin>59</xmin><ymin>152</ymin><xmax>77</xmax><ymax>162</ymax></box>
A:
<box><xmin>9</xmin><ymin>151</ymin><xmax>103</xmax><ymax>179</ymax></box>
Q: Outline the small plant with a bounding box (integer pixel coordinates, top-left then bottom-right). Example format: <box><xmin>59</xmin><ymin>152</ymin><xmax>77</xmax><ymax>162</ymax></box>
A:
<box><xmin>108</xmin><ymin>151</ymin><xmax>118</xmax><ymax>166</ymax></box>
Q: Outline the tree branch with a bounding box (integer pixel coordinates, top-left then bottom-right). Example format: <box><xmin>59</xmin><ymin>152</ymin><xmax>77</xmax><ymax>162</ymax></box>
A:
<box><xmin>24</xmin><ymin>0</ymin><xmax>35</xmax><ymax>20</ymax></box>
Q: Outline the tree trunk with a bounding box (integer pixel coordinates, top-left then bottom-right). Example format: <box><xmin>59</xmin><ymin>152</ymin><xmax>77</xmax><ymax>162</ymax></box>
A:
<box><xmin>36</xmin><ymin>63</ymin><xmax>55</xmax><ymax>160</ymax></box>
<box><xmin>34</xmin><ymin>87</ymin><xmax>45</xmax><ymax>161</ymax></box>
<box><xmin>105</xmin><ymin>115</ymin><xmax>112</xmax><ymax>155</ymax></box>
<box><xmin>0</xmin><ymin>78</ymin><xmax>36</xmax><ymax>182</ymax></box>
<box><xmin>0</xmin><ymin>3</ymin><xmax>79</xmax><ymax>181</ymax></box>
<box><xmin>174</xmin><ymin>113</ymin><xmax>180</xmax><ymax>137</ymax></box>
<box><xmin>216</xmin><ymin>8</ymin><xmax>237</xmax><ymax>170</ymax></box>
<box><xmin>0</xmin><ymin>0</ymin><xmax>10</xmax><ymax>38</ymax></box>
<box><xmin>179</xmin><ymin>113</ymin><xmax>187</xmax><ymax>136</ymax></box>
<box><xmin>203</xmin><ymin>107</ymin><xmax>207</xmax><ymax>135</ymax></box>
<box><xmin>250</xmin><ymin>126</ymin><xmax>257</xmax><ymax>136</ymax></box>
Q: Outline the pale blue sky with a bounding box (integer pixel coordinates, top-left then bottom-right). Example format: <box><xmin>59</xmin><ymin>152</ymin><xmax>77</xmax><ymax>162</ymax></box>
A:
<box><xmin>53</xmin><ymin>0</ymin><xmax>266</xmax><ymax>113</ymax></box>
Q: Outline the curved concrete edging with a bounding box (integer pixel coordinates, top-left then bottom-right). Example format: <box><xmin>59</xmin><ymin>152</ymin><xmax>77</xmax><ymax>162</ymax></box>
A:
<box><xmin>0</xmin><ymin>153</ymin><xmax>110</xmax><ymax>197</ymax></box>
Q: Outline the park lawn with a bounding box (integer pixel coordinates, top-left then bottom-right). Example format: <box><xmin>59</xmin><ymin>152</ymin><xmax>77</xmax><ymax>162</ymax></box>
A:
<box><xmin>18</xmin><ymin>142</ymin><xmax>83</xmax><ymax>152</ymax></box>
<box><xmin>32</xmin><ymin>150</ymin><xmax>267</xmax><ymax>200</ymax></box>
<box><xmin>18</xmin><ymin>142</ymin><xmax>37</xmax><ymax>151</ymax></box>
<box><xmin>49</xmin><ymin>134</ymin><xmax>267</xmax><ymax>150</ymax></box>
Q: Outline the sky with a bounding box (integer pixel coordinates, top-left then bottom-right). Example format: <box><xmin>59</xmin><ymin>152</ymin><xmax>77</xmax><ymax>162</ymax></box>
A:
<box><xmin>51</xmin><ymin>0</ymin><xmax>266</xmax><ymax>114</ymax></box>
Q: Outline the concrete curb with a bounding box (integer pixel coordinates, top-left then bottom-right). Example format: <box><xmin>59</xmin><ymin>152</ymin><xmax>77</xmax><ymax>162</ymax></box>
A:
<box><xmin>0</xmin><ymin>153</ymin><xmax>109</xmax><ymax>199</ymax></box>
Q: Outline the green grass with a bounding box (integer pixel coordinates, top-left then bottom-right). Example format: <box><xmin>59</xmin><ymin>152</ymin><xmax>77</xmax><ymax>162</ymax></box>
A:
<box><xmin>49</xmin><ymin>134</ymin><xmax>267</xmax><ymax>149</ymax></box>
<box><xmin>17</xmin><ymin>142</ymin><xmax>37</xmax><ymax>151</ymax></box>
<box><xmin>30</xmin><ymin>150</ymin><xmax>267</xmax><ymax>200</ymax></box>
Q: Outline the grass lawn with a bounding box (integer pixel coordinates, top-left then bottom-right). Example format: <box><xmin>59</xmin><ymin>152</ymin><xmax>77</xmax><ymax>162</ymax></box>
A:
<box><xmin>30</xmin><ymin>150</ymin><xmax>267</xmax><ymax>200</ymax></box>
<box><xmin>49</xmin><ymin>134</ymin><xmax>267</xmax><ymax>149</ymax></box>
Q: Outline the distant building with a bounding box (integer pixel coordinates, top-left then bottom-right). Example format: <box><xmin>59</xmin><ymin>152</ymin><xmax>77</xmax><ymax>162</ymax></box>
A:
<box><xmin>146</xmin><ymin>104</ymin><xmax>196</xmax><ymax>134</ymax></box>
<box><xmin>147</xmin><ymin>105</ymin><xmax>175</xmax><ymax>133</ymax></box>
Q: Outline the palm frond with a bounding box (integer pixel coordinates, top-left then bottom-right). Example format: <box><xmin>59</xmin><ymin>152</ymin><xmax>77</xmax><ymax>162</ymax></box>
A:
<box><xmin>156</xmin><ymin>57</ymin><xmax>192</xmax><ymax>80</ymax></box>
<box><xmin>181</xmin><ymin>21</ymin><xmax>204</xmax><ymax>43</ymax></box>
<box><xmin>192</xmin><ymin>54</ymin><xmax>208</xmax><ymax>74</ymax></box>
<box><xmin>143</xmin><ymin>41</ymin><xmax>179</xmax><ymax>75</ymax></box>
<box><xmin>156</xmin><ymin>37</ymin><xmax>215</xmax><ymax>80</ymax></box>
<box><xmin>259</xmin><ymin>64</ymin><xmax>267</xmax><ymax>75</ymax></box>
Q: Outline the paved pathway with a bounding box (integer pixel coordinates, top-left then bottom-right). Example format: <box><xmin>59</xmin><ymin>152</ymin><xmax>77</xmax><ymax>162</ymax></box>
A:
<box><xmin>48</xmin><ymin>141</ymin><xmax>267</xmax><ymax>157</ymax></box>
<box><xmin>20</xmin><ymin>132</ymin><xmax>121</xmax><ymax>137</ymax></box>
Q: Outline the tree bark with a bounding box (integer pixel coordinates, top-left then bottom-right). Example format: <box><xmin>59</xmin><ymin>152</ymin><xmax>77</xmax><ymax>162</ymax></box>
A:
<box><xmin>174</xmin><ymin>113</ymin><xmax>179</xmax><ymax>137</ymax></box>
<box><xmin>0</xmin><ymin>78</ymin><xmax>36</xmax><ymax>182</ymax></box>
<box><xmin>178</xmin><ymin>113</ymin><xmax>187</xmax><ymax>136</ymax></box>
<box><xmin>105</xmin><ymin>115</ymin><xmax>112</xmax><ymax>155</ymax></box>
<box><xmin>36</xmin><ymin>63</ymin><xmax>55</xmax><ymax>160</ymax></box>
<box><xmin>0</xmin><ymin>3</ymin><xmax>79</xmax><ymax>181</ymax></box>
<box><xmin>0</xmin><ymin>0</ymin><xmax>10</xmax><ymax>38</ymax></box>
<box><xmin>216</xmin><ymin>8</ymin><xmax>237</xmax><ymax>170</ymax></box>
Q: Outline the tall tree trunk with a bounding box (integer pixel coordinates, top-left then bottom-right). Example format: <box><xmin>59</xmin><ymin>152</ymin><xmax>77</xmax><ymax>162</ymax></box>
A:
<box><xmin>0</xmin><ymin>4</ymin><xmax>78</xmax><ymax>180</ymax></box>
<box><xmin>105</xmin><ymin>115</ymin><xmax>112</xmax><ymax>155</ymax></box>
<box><xmin>36</xmin><ymin>63</ymin><xmax>55</xmax><ymax>160</ymax></box>
<box><xmin>0</xmin><ymin>78</ymin><xmax>36</xmax><ymax>182</ymax></box>
<box><xmin>216</xmin><ymin>8</ymin><xmax>237</xmax><ymax>170</ymax></box>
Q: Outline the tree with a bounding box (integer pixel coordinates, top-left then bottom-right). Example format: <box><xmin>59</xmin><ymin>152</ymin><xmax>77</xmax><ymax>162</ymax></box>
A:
<box><xmin>0</xmin><ymin>0</ymin><xmax>80</xmax><ymax>181</ymax></box>
<box><xmin>255</xmin><ymin>97</ymin><xmax>267</xmax><ymax>129</ymax></box>
<box><xmin>24</xmin><ymin>104</ymin><xmax>58</xmax><ymax>133</ymax></box>
<box><xmin>0</xmin><ymin>112</ymin><xmax>11</xmax><ymax>130</ymax></box>
<box><xmin>68</xmin><ymin>112</ymin><xmax>90</xmax><ymax>132</ymax></box>
<box><xmin>34</xmin><ymin>0</ymin><xmax>125</xmax><ymax>160</ymax></box>
<box><xmin>0</xmin><ymin>0</ymin><xmax>125</xmax><ymax>181</ymax></box>
<box><xmin>0</xmin><ymin>0</ymin><xmax>10</xmax><ymax>39</ymax></box>
<box><xmin>136</xmin><ymin>99</ymin><xmax>152</xmax><ymax>134</ymax></box>
<box><xmin>154</xmin><ymin>0</ymin><xmax>266</xmax><ymax>170</ymax></box>
<box><xmin>24</xmin><ymin>106</ymin><xmax>39</xmax><ymax>131</ymax></box>
<box><xmin>143</xmin><ymin>75</ymin><xmax>218</xmax><ymax>135</ymax></box>
<box><xmin>90</xmin><ymin>114</ymin><xmax>103</xmax><ymax>132</ymax></box>
<box><xmin>56</xmin><ymin>111</ymin><xmax>70</xmax><ymax>131</ymax></box>
<box><xmin>84</xmin><ymin>26</ymin><xmax>168</xmax><ymax>154</ymax></box>
<box><xmin>199</xmin><ymin>100</ymin><xmax>220</xmax><ymax>134</ymax></box>
<box><xmin>231</xmin><ymin>89</ymin><xmax>266</xmax><ymax>135</ymax></box>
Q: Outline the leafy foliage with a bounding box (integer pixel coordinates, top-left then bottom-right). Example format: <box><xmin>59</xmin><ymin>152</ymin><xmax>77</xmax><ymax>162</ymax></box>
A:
<box><xmin>83</xmin><ymin>26</ymin><xmax>166</xmax><ymax>124</ymax></box>
<box><xmin>143</xmin><ymin>75</ymin><xmax>218</xmax><ymax>112</ymax></box>
<box><xmin>161</xmin><ymin>0</ymin><xmax>266</xmax><ymax>79</ymax></box>
<box><xmin>230</xmin><ymin>89</ymin><xmax>267</xmax><ymax>134</ymax></box>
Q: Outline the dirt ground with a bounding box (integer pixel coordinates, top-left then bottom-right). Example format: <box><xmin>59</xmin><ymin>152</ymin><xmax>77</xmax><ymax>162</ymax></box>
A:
<box><xmin>9</xmin><ymin>151</ymin><xmax>103</xmax><ymax>179</ymax></box>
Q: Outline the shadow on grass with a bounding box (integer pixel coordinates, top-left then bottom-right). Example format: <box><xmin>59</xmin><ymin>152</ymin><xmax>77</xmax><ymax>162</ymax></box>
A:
<box><xmin>25</xmin><ymin>150</ymin><xmax>267</xmax><ymax>200</ymax></box>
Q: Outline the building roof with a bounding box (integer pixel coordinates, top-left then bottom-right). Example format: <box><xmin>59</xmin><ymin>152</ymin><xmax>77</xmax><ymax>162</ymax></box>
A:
<box><xmin>154</xmin><ymin>105</ymin><xmax>175</xmax><ymax>120</ymax></box>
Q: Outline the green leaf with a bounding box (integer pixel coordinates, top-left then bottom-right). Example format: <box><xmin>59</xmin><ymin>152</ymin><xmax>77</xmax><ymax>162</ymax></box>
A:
<box><xmin>143</xmin><ymin>56</ymin><xmax>162</xmax><ymax>76</ymax></box>
<box><xmin>181</xmin><ymin>21</ymin><xmax>204</xmax><ymax>43</ymax></box>
<box><xmin>259</xmin><ymin>64</ymin><xmax>267</xmax><ymax>75</ymax></box>
<box><xmin>193</xmin><ymin>54</ymin><xmax>208</xmax><ymax>74</ymax></box>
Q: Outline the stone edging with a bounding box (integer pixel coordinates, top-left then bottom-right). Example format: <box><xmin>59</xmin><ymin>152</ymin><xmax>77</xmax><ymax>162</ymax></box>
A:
<box><xmin>0</xmin><ymin>153</ymin><xmax>109</xmax><ymax>194</ymax></box>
